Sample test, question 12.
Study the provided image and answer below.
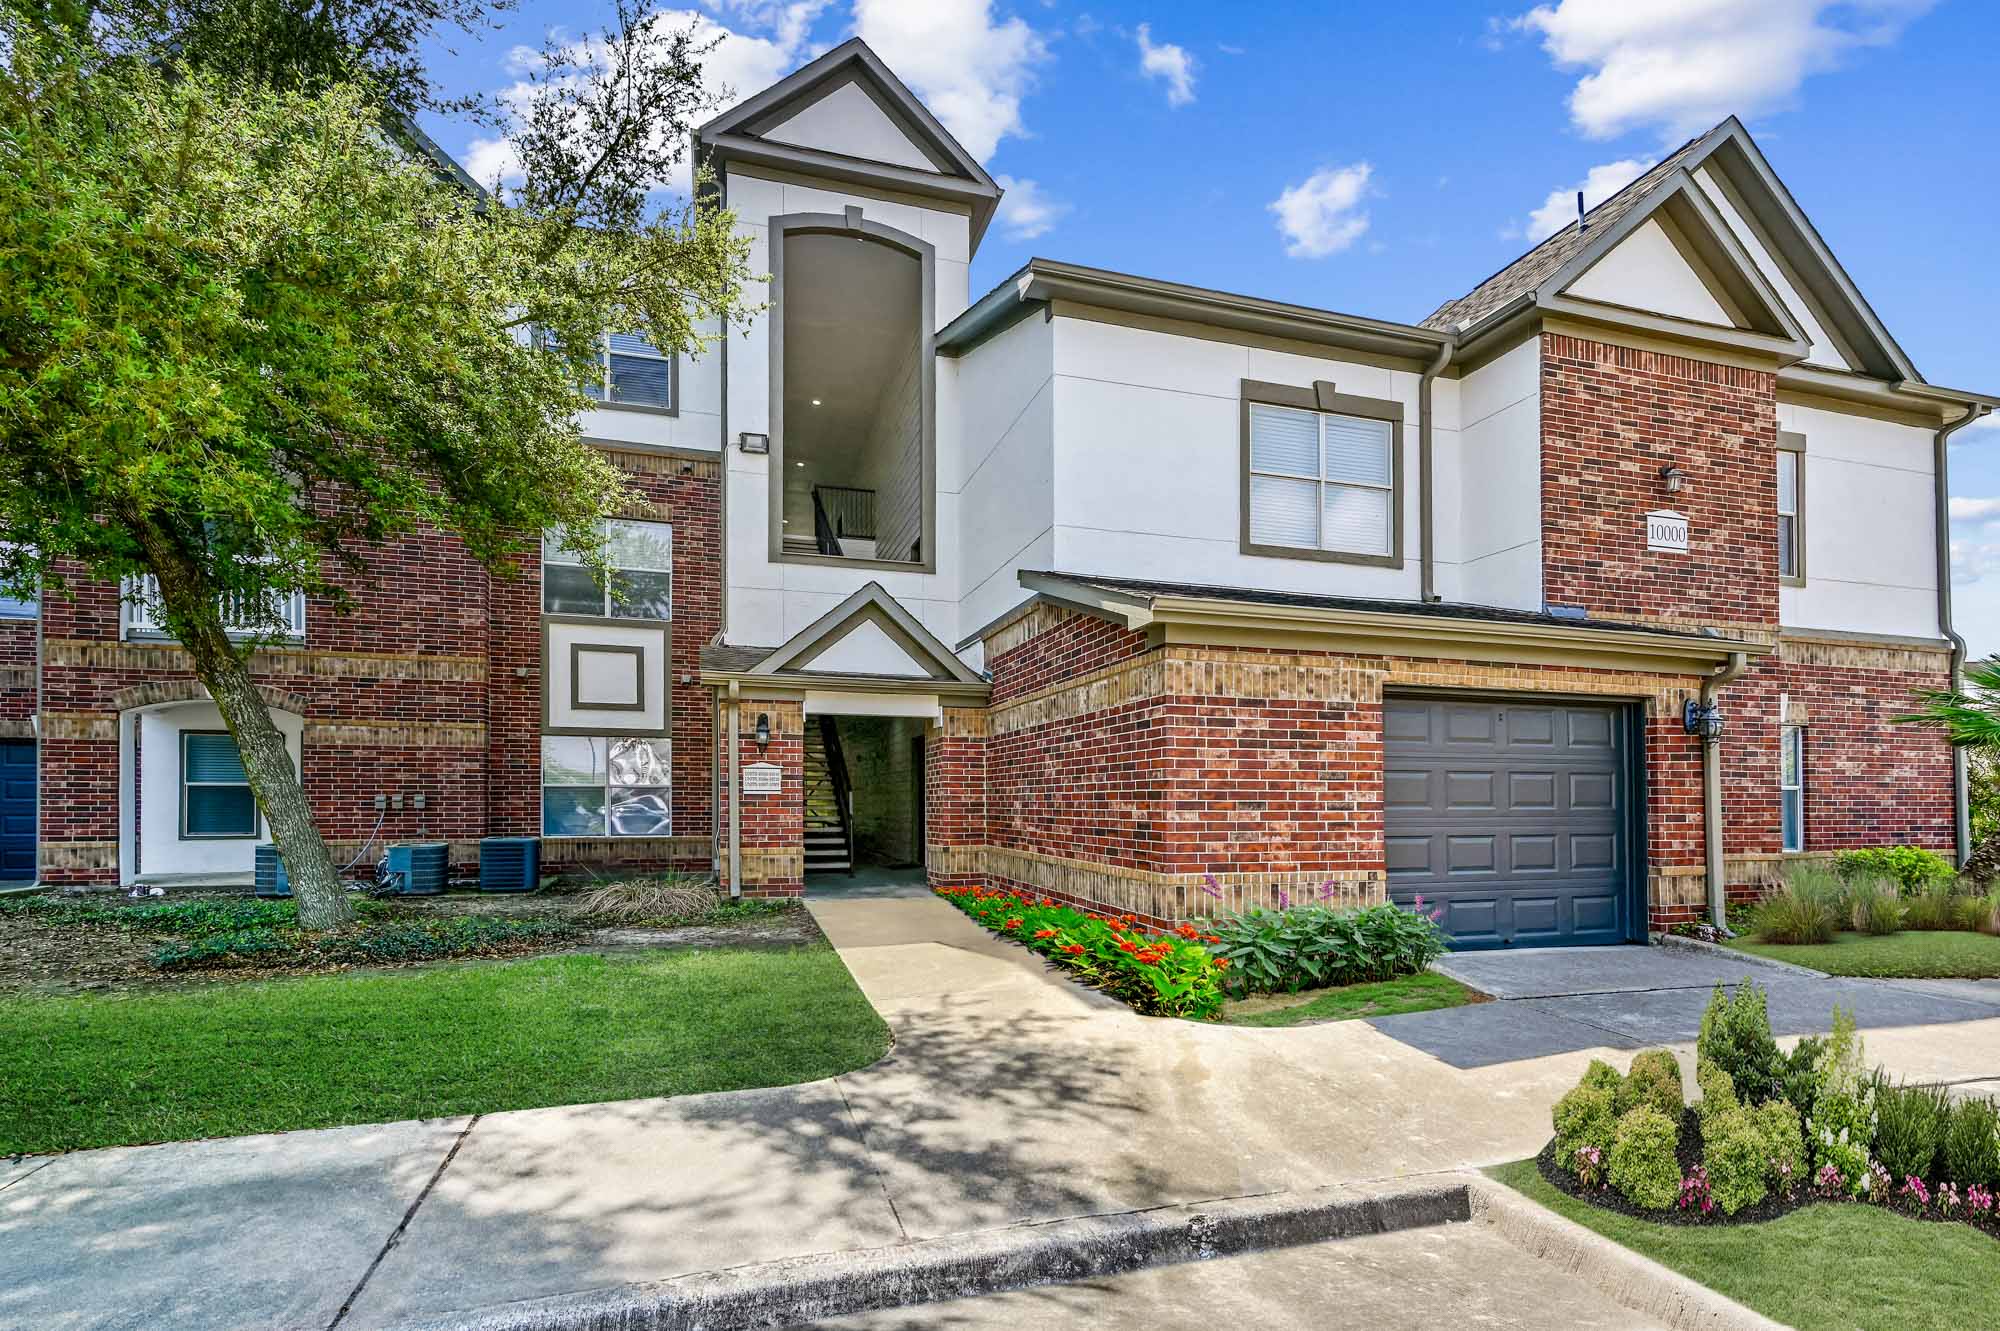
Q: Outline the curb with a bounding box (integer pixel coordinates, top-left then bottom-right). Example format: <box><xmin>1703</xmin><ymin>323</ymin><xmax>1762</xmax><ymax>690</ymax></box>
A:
<box><xmin>1651</xmin><ymin>932</ymin><xmax>1828</xmax><ymax>979</ymax></box>
<box><xmin>385</xmin><ymin>1178</ymin><xmax>1472</xmax><ymax>1331</ymax></box>
<box><xmin>1466</xmin><ymin>1176</ymin><xmax>1786</xmax><ymax>1331</ymax></box>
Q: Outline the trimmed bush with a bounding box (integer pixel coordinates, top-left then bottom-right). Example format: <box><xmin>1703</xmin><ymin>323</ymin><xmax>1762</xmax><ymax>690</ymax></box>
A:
<box><xmin>1578</xmin><ymin>1058</ymin><xmax>1624</xmax><ymax>1099</ymax></box>
<box><xmin>1698</xmin><ymin>981</ymin><xmax>1783</xmax><ymax>1104</ymax></box>
<box><xmin>1552</xmin><ymin>1083</ymin><xmax>1618</xmax><ymax>1174</ymax></box>
<box><xmin>1695</xmin><ymin>1056</ymin><xmax>1738</xmax><ymax>1129</ymax></box>
<box><xmin>1944</xmin><ymin>1096</ymin><xmax>2000</xmax><ymax>1188</ymax></box>
<box><xmin>1703</xmin><ymin>1108</ymin><xmax>1769</xmax><ymax>1215</ymax></box>
<box><xmin>1834</xmin><ymin>845</ymin><xmax>1956</xmax><ymax>896</ymax></box>
<box><xmin>1616</xmin><ymin>1049</ymin><xmax>1684</xmax><ymax>1120</ymax></box>
<box><xmin>1846</xmin><ymin>877</ymin><xmax>1902</xmax><ymax>936</ymax></box>
<box><xmin>1874</xmin><ymin>1081</ymin><xmax>1950</xmax><ymax>1181</ymax></box>
<box><xmin>1755</xmin><ymin>1099</ymin><xmax>1808</xmax><ymax>1194</ymax></box>
<box><xmin>1608</xmin><ymin>1106</ymin><xmax>1682</xmax><ymax>1211</ymax></box>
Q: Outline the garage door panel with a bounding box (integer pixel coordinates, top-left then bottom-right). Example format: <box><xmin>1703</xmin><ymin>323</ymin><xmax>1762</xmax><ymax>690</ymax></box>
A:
<box><xmin>1384</xmin><ymin>697</ymin><xmax>1631</xmax><ymax>949</ymax></box>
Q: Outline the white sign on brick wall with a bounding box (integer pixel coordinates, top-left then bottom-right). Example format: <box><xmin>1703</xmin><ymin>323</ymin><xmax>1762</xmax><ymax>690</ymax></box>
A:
<box><xmin>1645</xmin><ymin>509</ymin><xmax>1690</xmax><ymax>553</ymax></box>
<box><xmin>742</xmin><ymin>762</ymin><xmax>782</xmax><ymax>794</ymax></box>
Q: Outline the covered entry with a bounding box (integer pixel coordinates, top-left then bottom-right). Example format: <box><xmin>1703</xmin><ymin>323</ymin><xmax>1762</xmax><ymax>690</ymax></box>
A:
<box><xmin>1384</xmin><ymin>694</ymin><xmax>1639</xmax><ymax>948</ymax></box>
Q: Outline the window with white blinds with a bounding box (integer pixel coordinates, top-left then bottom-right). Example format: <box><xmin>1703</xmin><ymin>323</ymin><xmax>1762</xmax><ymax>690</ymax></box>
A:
<box><xmin>1247</xmin><ymin>402</ymin><xmax>1396</xmax><ymax>558</ymax></box>
<box><xmin>1776</xmin><ymin>442</ymin><xmax>1803</xmax><ymax>582</ymax></box>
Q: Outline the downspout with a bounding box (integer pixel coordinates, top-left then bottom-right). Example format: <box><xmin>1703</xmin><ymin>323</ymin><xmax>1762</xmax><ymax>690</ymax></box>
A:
<box><xmin>1702</xmin><ymin>651</ymin><xmax>1750</xmax><ymax>930</ymax></box>
<box><xmin>1934</xmin><ymin>403</ymin><xmax>1991</xmax><ymax>865</ymax></box>
<box><xmin>726</xmin><ymin>679</ymin><xmax>742</xmax><ymax>898</ymax></box>
<box><xmin>1418</xmin><ymin>340</ymin><xmax>1455</xmax><ymax>603</ymax></box>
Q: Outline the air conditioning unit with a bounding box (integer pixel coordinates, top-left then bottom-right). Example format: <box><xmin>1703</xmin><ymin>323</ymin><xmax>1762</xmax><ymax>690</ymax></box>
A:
<box><xmin>253</xmin><ymin>844</ymin><xmax>290</xmax><ymax>898</ymax></box>
<box><xmin>382</xmin><ymin>842</ymin><xmax>450</xmax><ymax>895</ymax></box>
<box><xmin>479</xmin><ymin>837</ymin><xmax>541</xmax><ymax>893</ymax></box>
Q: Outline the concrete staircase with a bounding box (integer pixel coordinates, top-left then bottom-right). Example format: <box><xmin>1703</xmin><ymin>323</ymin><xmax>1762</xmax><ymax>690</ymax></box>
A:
<box><xmin>803</xmin><ymin>718</ymin><xmax>852</xmax><ymax>875</ymax></box>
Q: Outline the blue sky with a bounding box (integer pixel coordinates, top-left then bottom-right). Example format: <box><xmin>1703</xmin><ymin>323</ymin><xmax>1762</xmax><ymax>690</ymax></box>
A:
<box><xmin>417</xmin><ymin>0</ymin><xmax>2000</xmax><ymax>654</ymax></box>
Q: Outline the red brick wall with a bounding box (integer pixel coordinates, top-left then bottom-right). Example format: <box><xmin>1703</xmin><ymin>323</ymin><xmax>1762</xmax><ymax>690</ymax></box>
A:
<box><xmin>717</xmin><ymin>698</ymin><xmax>803</xmax><ymax>897</ymax></box>
<box><xmin>1540</xmin><ymin>332</ymin><xmax>1779</xmax><ymax>629</ymax></box>
<box><xmin>987</xmin><ymin>606</ymin><xmax>1148</xmax><ymax>704</ymax></box>
<box><xmin>923</xmin><ymin>709</ymin><xmax>987</xmax><ymax>888</ymax></box>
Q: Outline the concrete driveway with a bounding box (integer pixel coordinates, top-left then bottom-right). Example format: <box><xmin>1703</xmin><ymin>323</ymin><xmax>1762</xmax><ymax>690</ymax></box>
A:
<box><xmin>1393</xmin><ymin>943</ymin><xmax>2000</xmax><ymax>1071</ymax></box>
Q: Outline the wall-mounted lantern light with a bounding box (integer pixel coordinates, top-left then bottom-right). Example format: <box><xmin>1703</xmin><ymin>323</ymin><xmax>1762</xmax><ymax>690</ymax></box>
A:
<box><xmin>1682</xmin><ymin>698</ymin><xmax>1723</xmax><ymax>744</ymax></box>
<box><xmin>738</xmin><ymin>431</ymin><xmax>769</xmax><ymax>454</ymax></box>
<box><xmin>754</xmin><ymin>712</ymin><xmax>771</xmax><ymax>748</ymax></box>
<box><xmin>1660</xmin><ymin>465</ymin><xmax>1686</xmax><ymax>494</ymax></box>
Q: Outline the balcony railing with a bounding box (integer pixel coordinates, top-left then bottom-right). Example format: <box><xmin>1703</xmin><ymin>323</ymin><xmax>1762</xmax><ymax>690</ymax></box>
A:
<box><xmin>122</xmin><ymin>575</ymin><xmax>306</xmax><ymax>640</ymax></box>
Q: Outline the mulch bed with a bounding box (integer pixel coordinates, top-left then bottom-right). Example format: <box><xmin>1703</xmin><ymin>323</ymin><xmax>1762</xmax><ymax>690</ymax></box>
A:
<box><xmin>1534</xmin><ymin>1115</ymin><xmax>2000</xmax><ymax>1240</ymax></box>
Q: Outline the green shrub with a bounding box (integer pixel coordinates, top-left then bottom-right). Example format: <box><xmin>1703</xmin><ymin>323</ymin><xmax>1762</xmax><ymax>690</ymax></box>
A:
<box><xmin>1750</xmin><ymin>867</ymin><xmax>1841</xmax><ymax>945</ymax></box>
<box><xmin>1845</xmin><ymin>877</ymin><xmax>1903</xmax><ymax>935</ymax></box>
<box><xmin>0</xmin><ymin>893</ymin><xmax>364</xmax><ymax>935</ymax></box>
<box><xmin>1902</xmin><ymin>877</ymin><xmax>1966</xmax><ymax>932</ymax></box>
<box><xmin>1834</xmin><ymin>846</ymin><xmax>1956</xmax><ymax>896</ymax></box>
<box><xmin>150</xmin><ymin>916</ymin><xmax>580</xmax><ymax>971</ymax></box>
<box><xmin>1194</xmin><ymin>895</ymin><xmax>1447</xmax><ymax>996</ymax></box>
<box><xmin>1553</xmin><ymin>1083</ymin><xmax>1619</xmax><ymax>1173</ymax></box>
<box><xmin>1755</xmin><ymin>1099</ymin><xmax>1807</xmax><ymax>1195</ymax></box>
<box><xmin>1694</xmin><ymin>1056</ymin><xmax>1739</xmax><ymax>1129</ymax></box>
<box><xmin>1806</xmin><ymin>1009</ymin><xmax>1876</xmax><ymax>1193</ymax></box>
<box><xmin>1952</xmin><ymin>892</ymin><xmax>1992</xmax><ymax>932</ymax></box>
<box><xmin>1578</xmin><ymin>1058</ymin><xmax>1624</xmax><ymax>1098</ymax></box>
<box><xmin>1608</xmin><ymin>1106</ymin><xmax>1682</xmax><ymax>1211</ymax></box>
<box><xmin>1703</xmin><ymin>1108</ymin><xmax>1769</xmax><ymax>1215</ymax></box>
<box><xmin>1616</xmin><ymin>1049</ymin><xmax>1683</xmax><ymax>1120</ymax></box>
<box><xmin>1873</xmin><ymin>1081</ymin><xmax>1950</xmax><ymax>1181</ymax></box>
<box><xmin>1777</xmin><ymin>1034</ymin><xmax>1828</xmax><ymax>1121</ymax></box>
<box><xmin>1698</xmin><ymin>981</ymin><xmax>1783</xmax><ymax>1104</ymax></box>
<box><xmin>1943</xmin><ymin>1096</ymin><xmax>2000</xmax><ymax>1188</ymax></box>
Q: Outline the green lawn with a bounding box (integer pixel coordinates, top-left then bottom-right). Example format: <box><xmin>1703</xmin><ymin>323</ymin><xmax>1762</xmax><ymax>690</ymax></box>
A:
<box><xmin>1221</xmin><ymin>971</ymin><xmax>1477</xmax><ymax>1027</ymax></box>
<box><xmin>0</xmin><ymin>944</ymin><xmax>890</xmax><ymax>1155</ymax></box>
<box><xmin>1488</xmin><ymin>1160</ymin><xmax>1999</xmax><ymax>1331</ymax></box>
<box><xmin>1726</xmin><ymin>929</ymin><xmax>2000</xmax><ymax>978</ymax></box>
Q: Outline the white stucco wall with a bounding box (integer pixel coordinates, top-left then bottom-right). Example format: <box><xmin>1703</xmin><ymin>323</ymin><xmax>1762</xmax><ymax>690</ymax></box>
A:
<box><xmin>575</xmin><ymin>337</ymin><xmax>722</xmax><ymax>454</ymax></box>
<box><xmin>762</xmin><ymin>81</ymin><xmax>939</xmax><ymax>172</ymax></box>
<box><xmin>1566</xmin><ymin>218</ymin><xmax>1733</xmax><ymax>327</ymax></box>
<box><xmin>949</xmin><ymin>311</ymin><xmax>1056</xmax><ymax>651</ymax></box>
<box><xmin>1777</xmin><ymin>400</ymin><xmax>1940</xmax><ymax>639</ymax></box>
<box><xmin>721</xmin><ymin>166</ymin><xmax>972</xmax><ymax>651</ymax></box>
<box><xmin>1043</xmin><ymin>313</ymin><xmax>1443</xmax><ymax>602</ymax></box>
<box><xmin>132</xmin><ymin>703</ymin><xmax>303</xmax><ymax>880</ymax></box>
<box><xmin>1694</xmin><ymin>165</ymin><xmax>1850</xmax><ymax>372</ymax></box>
<box><xmin>1452</xmin><ymin>338</ymin><xmax>1544</xmax><ymax>612</ymax></box>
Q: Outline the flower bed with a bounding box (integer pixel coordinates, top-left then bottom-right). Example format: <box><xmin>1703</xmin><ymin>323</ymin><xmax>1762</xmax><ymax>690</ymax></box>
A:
<box><xmin>1192</xmin><ymin>876</ymin><xmax>1449</xmax><ymax>997</ymax></box>
<box><xmin>934</xmin><ymin>886</ymin><xmax>1226</xmax><ymax>1020</ymax></box>
<box><xmin>1542</xmin><ymin>980</ymin><xmax>2000</xmax><ymax>1242</ymax></box>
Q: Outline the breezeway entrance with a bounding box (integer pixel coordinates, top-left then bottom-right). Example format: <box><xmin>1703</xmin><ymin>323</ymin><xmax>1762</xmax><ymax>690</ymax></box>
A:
<box><xmin>1383</xmin><ymin>694</ymin><xmax>1642</xmax><ymax>949</ymax></box>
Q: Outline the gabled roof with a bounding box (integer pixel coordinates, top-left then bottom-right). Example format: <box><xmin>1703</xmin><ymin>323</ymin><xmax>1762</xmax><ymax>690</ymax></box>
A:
<box><xmin>696</xmin><ymin>37</ymin><xmax>1003</xmax><ymax>251</ymax></box>
<box><xmin>712</xmin><ymin>582</ymin><xmax>986</xmax><ymax>688</ymax></box>
<box><xmin>1423</xmin><ymin>118</ymin><xmax>1922</xmax><ymax>383</ymax></box>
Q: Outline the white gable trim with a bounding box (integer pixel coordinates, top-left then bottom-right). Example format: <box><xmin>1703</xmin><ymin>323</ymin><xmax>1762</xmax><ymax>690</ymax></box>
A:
<box><xmin>1567</xmin><ymin>216</ymin><xmax>1736</xmax><ymax>328</ymax></box>
<box><xmin>749</xmin><ymin>581</ymin><xmax>985</xmax><ymax>685</ymax></box>
<box><xmin>762</xmin><ymin>79</ymin><xmax>939</xmax><ymax>173</ymax></box>
<box><xmin>801</xmin><ymin>618</ymin><xmax>935</xmax><ymax>677</ymax></box>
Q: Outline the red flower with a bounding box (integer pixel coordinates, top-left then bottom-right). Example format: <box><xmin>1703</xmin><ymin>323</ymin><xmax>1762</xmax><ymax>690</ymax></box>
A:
<box><xmin>1033</xmin><ymin>928</ymin><xmax>1058</xmax><ymax>939</ymax></box>
<box><xmin>1203</xmin><ymin>935</ymin><xmax>1221</xmax><ymax>944</ymax></box>
<box><xmin>1061</xmin><ymin>944</ymin><xmax>1085</xmax><ymax>955</ymax></box>
<box><xmin>1212</xmin><ymin>957</ymin><xmax>1230</xmax><ymax>969</ymax></box>
<box><xmin>1004</xmin><ymin>917</ymin><xmax>1023</xmax><ymax>930</ymax></box>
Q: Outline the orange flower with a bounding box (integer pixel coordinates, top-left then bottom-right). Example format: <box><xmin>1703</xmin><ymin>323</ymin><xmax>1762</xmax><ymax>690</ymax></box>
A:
<box><xmin>1212</xmin><ymin>957</ymin><xmax>1230</xmax><ymax>969</ymax></box>
<box><xmin>1061</xmin><ymin>944</ymin><xmax>1085</xmax><ymax>955</ymax></box>
<box><xmin>1004</xmin><ymin>917</ymin><xmax>1023</xmax><ymax>930</ymax></box>
<box><xmin>1033</xmin><ymin>928</ymin><xmax>1058</xmax><ymax>939</ymax></box>
<box><xmin>1204</xmin><ymin>934</ymin><xmax>1222</xmax><ymax>944</ymax></box>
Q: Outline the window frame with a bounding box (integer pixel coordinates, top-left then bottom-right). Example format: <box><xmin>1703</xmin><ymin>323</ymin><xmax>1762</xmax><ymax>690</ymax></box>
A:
<box><xmin>1777</xmin><ymin>430</ymin><xmax>1806</xmax><ymax>587</ymax></box>
<box><xmin>179</xmin><ymin>730</ymin><xmax>260</xmax><ymax>841</ymax></box>
<box><xmin>541</xmin><ymin>519</ymin><xmax>674</xmax><ymax>621</ymax></box>
<box><xmin>1780</xmin><ymin>724</ymin><xmax>1805</xmax><ymax>852</ymax></box>
<box><xmin>767</xmin><ymin>211</ymin><xmax>938</xmax><ymax>575</ymax></box>
<box><xmin>1239</xmin><ymin>379</ymin><xmax>1406</xmax><ymax>568</ymax></box>
<box><xmin>538</xmin><ymin>735</ymin><xmax>673</xmax><ymax>839</ymax></box>
<box><xmin>542</xmin><ymin>329</ymin><xmax>679</xmax><ymax>417</ymax></box>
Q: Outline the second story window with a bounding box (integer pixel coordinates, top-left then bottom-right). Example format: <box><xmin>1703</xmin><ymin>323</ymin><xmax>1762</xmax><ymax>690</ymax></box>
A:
<box><xmin>543</xmin><ymin>330</ymin><xmax>677</xmax><ymax>413</ymax></box>
<box><xmin>1241</xmin><ymin>380</ymin><xmax>1404</xmax><ymax>567</ymax></box>
<box><xmin>542</xmin><ymin>519</ymin><xmax>673</xmax><ymax>620</ymax></box>
<box><xmin>1777</xmin><ymin>431</ymin><xmax>1805</xmax><ymax>585</ymax></box>
<box><xmin>1780</xmin><ymin>724</ymin><xmax>1805</xmax><ymax>851</ymax></box>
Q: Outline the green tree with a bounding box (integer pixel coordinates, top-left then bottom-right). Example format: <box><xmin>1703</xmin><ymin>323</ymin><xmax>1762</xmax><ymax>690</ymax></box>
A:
<box><xmin>0</xmin><ymin>10</ymin><xmax>752</xmax><ymax>927</ymax></box>
<box><xmin>1900</xmin><ymin>656</ymin><xmax>2000</xmax><ymax>880</ymax></box>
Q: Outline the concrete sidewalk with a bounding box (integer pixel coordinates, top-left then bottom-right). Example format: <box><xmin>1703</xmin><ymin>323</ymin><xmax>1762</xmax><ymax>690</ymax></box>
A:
<box><xmin>7</xmin><ymin>898</ymin><xmax>2000</xmax><ymax>1331</ymax></box>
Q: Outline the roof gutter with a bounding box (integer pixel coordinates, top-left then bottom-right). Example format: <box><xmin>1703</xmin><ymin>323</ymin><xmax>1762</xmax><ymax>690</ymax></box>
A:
<box><xmin>1927</xmin><ymin>398</ymin><xmax>1992</xmax><ymax>865</ymax></box>
<box><xmin>1419</xmin><ymin>340</ymin><xmax>1454</xmax><ymax>603</ymax></box>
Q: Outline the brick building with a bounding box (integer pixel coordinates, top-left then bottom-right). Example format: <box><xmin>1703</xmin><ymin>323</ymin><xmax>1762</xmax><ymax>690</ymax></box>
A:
<box><xmin>3</xmin><ymin>40</ymin><xmax>1989</xmax><ymax>949</ymax></box>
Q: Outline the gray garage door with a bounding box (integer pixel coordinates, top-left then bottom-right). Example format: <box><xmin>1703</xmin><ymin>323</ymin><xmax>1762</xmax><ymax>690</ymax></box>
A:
<box><xmin>1384</xmin><ymin>696</ymin><xmax>1633</xmax><ymax>949</ymax></box>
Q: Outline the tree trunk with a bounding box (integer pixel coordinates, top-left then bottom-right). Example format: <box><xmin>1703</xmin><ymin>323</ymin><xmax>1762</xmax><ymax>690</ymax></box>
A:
<box><xmin>132</xmin><ymin>525</ymin><xmax>355</xmax><ymax>930</ymax></box>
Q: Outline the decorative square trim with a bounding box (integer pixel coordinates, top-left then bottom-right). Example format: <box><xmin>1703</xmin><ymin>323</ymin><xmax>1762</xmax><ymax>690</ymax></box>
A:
<box><xmin>569</xmin><ymin>642</ymin><xmax>647</xmax><ymax>712</ymax></box>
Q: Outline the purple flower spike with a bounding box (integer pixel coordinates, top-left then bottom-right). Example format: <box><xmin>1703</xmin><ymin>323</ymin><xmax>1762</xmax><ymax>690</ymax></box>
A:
<box><xmin>1319</xmin><ymin>879</ymin><xmax>1336</xmax><ymax>901</ymax></box>
<box><xmin>1200</xmin><ymin>873</ymin><xmax>1224</xmax><ymax>900</ymax></box>
<box><xmin>1276</xmin><ymin>886</ymin><xmax>1291</xmax><ymax>909</ymax></box>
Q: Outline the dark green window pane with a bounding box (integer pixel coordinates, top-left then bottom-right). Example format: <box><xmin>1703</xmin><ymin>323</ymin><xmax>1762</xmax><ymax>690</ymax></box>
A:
<box><xmin>186</xmin><ymin>785</ymin><xmax>256</xmax><ymax>837</ymax></box>
<box><xmin>183</xmin><ymin>733</ymin><xmax>247</xmax><ymax>783</ymax></box>
<box><xmin>542</xmin><ymin>787</ymin><xmax>606</xmax><ymax>836</ymax></box>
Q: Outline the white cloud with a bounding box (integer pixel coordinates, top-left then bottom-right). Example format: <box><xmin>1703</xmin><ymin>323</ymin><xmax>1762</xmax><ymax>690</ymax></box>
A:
<box><xmin>1268</xmin><ymin>163</ymin><xmax>1373</xmax><ymax>259</ymax></box>
<box><xmin>464</xmin><ymin>5</ymin><xmax>822</xmax><ymax>194</ymax></box>
<box><xmin>1952</xmin><ymin>497</ymin><xmax>2000</xmax><ymax>524</ymax></box>
<box><xmin>1135</xmin><ymin>22</ymin><xmax>1197</xmax><ymax>107</ymax></box>
<box><xmin>1514</xmin><ymin>0</ymin><xmax>1936</xmax><ymax>143</ymax></box>
<box><xmin>852</xmin><ymin>0</ymin><xmax>1050</xmax><ymax>162</ymax></box>
<box><xmin>993</xmin><ymin>174</ymin><xmax>1068</xmax><ymax>240</ymax></box>
<box><xmin>1516</xmin><ymin>157</ymin><xmax>1650</xmax><ymax>241</ymax></box>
